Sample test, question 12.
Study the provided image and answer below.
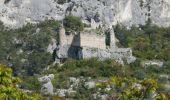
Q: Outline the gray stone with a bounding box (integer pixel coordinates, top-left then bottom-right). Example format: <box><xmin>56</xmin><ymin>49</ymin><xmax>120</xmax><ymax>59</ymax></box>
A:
<box><xmin>164</xmin><ymin>84</ymin><xmax>170</xmax><ymax>92</ymax></box>
<box><xmin>142</xmin><ymin>60</ymin><xmax>164</xmax><ymax>68</ymax></box>
<box><xmin>84</xmin><ymin>81</ymin><xmax>96</xmax><ymax>89</ymax></box>
<box><xmin>55</xmin><ymin>88</ymin><xmax>76</xmax><ymax>97</ymax></box>
<box><xmin>47</xmin><ymin>38</ymin><xmax>57</xmax><ymax>54</ymax></box>
<box><xmin>56</xmin><ymin>27</ymin><xmax>136</xmax><ymax>65</ymax></box>
<box><xmin>69</xmin><ymin>77</ymin><xmax>80</xmax><ymax>88</ymax></box>
<box><xmin>38</xmin><ymin>74</ymin><xmax>54</xmax><ymax>95</ymax></box>
<box><xmin>1</xmin><ymin>0</ymin><xmax>170</xmax><ymax>28</ymax></box>
<box><xmin>41</xmin><ymin>82</ymin><xmax>53</xmax><ymax>95</ymax></box>
<box><xmin>159</xmin><ymin>74</ymin><xmax>169</xmax><ymax>79</ymax></box>
<box><xmin>56</xmin><ymin>45</ymin><xmax>136</xmax><ymax>65</ymax></box>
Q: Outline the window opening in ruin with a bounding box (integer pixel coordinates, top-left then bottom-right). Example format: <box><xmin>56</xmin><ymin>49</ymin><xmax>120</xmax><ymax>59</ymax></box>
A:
<box><xmin>105</xmin><ymin>31</ymin><xmax>110</xmax><ymax>46</ymax></box>
<box><xmin>65</xmin><ymin>32</ymin><xmax>71</xmax><ymax>35</ymax></box>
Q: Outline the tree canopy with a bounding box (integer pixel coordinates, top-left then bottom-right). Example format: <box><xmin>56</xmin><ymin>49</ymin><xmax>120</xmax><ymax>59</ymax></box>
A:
<box><xmin>64</xmin><ymin>15</ymin><xmax>84</xmax><ymax>32</ymax></box>
<box><xmin>0</xmin><ymin>64</ymin><xmax>41</xmax><ymax>100</ymax></box>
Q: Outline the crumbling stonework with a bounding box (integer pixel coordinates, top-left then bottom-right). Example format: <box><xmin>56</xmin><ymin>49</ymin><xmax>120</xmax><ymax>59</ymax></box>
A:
<box><xmin>59</xmin><ymin>27</ymin><xmax>106</xmax><ymax>49</ymax></box>
<box><xmin>80</xmin><ymin>47</ymin><xmax>136</xmax><ymax>65</ymax></box>
<box><xmin>56</xmin><ymin>27</ymin><xmax>136</xmax><ymax>64</ymax></box>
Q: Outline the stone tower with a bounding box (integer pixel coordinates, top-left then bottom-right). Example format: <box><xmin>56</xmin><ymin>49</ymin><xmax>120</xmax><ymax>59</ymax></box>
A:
<box><xmin>59</xmin><ymin>27</ymin><xmax>66</xmax><ymax>46</ymax></box>
<box><xmin>110</xmin><ymin>28</ymin><xmax>116</xmax><ymax>49</ymax></box>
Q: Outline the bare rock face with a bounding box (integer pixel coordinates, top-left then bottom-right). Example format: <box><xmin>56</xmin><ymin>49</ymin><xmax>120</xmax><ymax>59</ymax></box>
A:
<box><xmin>0</xmin><ymin>0</ymin><xmax>170</xmax><ymax>28</ymax></box>
<box><xmin>0</xmin><ymin>0</ymin><xmax>68</xmax><ymax>28</ymax></box>
<box><xmin>70</xmin><ymin>0</ymin><xmax>170</xmax><ymax>27</ymax></box>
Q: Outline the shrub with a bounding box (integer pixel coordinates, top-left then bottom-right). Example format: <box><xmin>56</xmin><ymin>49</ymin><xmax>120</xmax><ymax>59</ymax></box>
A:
<box><xmin>134</xmin><ymin>70</ymin><xmax>145</xmax><ymax>80</ymax></box>
<box><xmin>64</xmin><ymin>16</ymin><xmax>84</xmax><ymax>32</ymax></box>
<box><xmin>57</xmin><ymin>0</ymin><xmax>67</xmax><ymax>4</ymax></box>
<box><xmin>0</xmin><ymin>21</ymin><xmax>4</xmax><ymax>31</ymax></box>
<box><xmin>114</xmin><ymin>24</ymin><xmax>128</xmax><ymax>47</ymax></box>
<box><xmin>0</xmin><ymin>20</ymin><xmax>60</xmax><ymax>76</ymax></box>
<box><xmin>20</xmin><ymin>76</ymin><xmax>40</xmax><ymax>91</ymax></box>
<box><xmin>0</xmin><ymin>64</ymin><xmax>42</xmax><ymax>100</ymax></box>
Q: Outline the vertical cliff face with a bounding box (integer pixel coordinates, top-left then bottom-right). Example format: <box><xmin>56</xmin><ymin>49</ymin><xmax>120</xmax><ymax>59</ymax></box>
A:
<box><xmin>0</xmin><ymin>0</ymin><xmax>170</xmax><ymax>28</ymax></box>
<box><xmin>69</xmin><ymin>0</ymin><xmax>145</xmax><ymax>27</ymax></box>
<box><xmin>70</xmin><ymin>0</ymin><xmax>170</xmax><ymax>27</ymax></box>
<box><xmin>0</xmin><ymin>0</ymin><xmax>68</xmax><ymax>28</ymax></box>
<box><xmin>149</xmin><ymin>0</ymin><xmax>170</xmax><ymax>26</ymax></box>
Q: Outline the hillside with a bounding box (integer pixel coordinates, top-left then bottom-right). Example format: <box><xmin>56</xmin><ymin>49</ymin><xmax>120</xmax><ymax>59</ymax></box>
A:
<box><xmin>0</xmin><ymin>0</ymin><xmax>170</xmax><ymax>100</ymax></box>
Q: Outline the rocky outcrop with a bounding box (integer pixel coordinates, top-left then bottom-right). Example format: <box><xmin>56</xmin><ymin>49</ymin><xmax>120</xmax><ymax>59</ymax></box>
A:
<box><xmin>0</xmin><ymin>0</ymin><xmax>68</xmax><ymax>28</ymax></box>
<box><xmin>55</xmin><ymin>77</ymin><xmax>96</xmax><ymax>97</ymax></box>
<box><xmin>47</xmin><ymin>38</ymin><xmax>57</xmax><ymax>54</ymax></box>
<box><xmin>0</xmin><ymin>0</ymin><xmax>170</xmax><ymax>28</ymax></box>
<box><xmin>38</xmin><ymin>74</ymin><xmax>54</xmax><ymax>95</ymax></box>
<box><xmin>142</xmin><ymin>60</ymin><xmax>164</xmax><ymax>68</ymax></box>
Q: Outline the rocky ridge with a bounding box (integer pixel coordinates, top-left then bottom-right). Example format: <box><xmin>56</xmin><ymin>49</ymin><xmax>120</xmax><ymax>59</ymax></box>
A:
<box><xmin>0</xmin><ymin>0</ymin><xmax>170</xmax><ymax>28</ymax></box>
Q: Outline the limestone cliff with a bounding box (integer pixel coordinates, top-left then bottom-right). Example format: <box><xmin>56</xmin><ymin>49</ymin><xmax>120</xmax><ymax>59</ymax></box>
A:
<box><xmin>0</xmin><ymin>0</ymin><xmax>170</xmax><ymax>28</ymax></box>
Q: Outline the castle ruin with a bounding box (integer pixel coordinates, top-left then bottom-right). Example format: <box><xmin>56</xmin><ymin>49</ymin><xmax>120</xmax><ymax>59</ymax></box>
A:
<box><xmin>56</xmin><ymin>27</ymin><xmax>136</xmax><ymax>65</ymax></box>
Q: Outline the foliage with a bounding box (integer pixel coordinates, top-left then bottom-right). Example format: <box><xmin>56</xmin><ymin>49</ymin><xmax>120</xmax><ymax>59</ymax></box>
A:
<box><xmin>0</xmin><ymin>18</ymin><xmax>170</xmax><ymax>99</ymax></box>
<box><xmin>96</xmin><ymin>76</ymin><xmax>168</xmax><ymax>100</ymax></box>
<box><xmin>64</xmin><ymin>16</ymin><xmax>84</xmax><ymax>32</ymax></box>
<box><xmin>0</xmin><ymin>21</ymin><xmax>4</xmax><ymax>31</ymax></box>
<box><xmin>42</xmin><ymin>57</ymin><xmax>170</xmax><ymax>99</ymax></box>
<box><xmin>0</xmin><ymin>20</ymin><xmax>60</xmax><ymax>76</ymax></box>
<box><xmin>113</xmin><ymin>24</ymin><xmax>128</xmax><ymax>47</ymax></box>
<box><xmin>20</xmin><ymin>76</ymin><xmax>40</xmax><ymax>91</ymax></box>
<box><xmin>0</xmin><ymin>64</ymin><xmax>41</xmax><ymax>100</ymax></box>
<box><xmin>51</xmin><ymin>58</ymin><xmax>124</xmax><ymax>78</ymax></box>
<box><xmin>56</xmin><ymin>0</ymin><xmax>67</xmax><ymax>4</ymax></box>
<box><xmin>114</xmin><ymin>24</ymin><xmax>170</xmax><ymax>61</ymax></box>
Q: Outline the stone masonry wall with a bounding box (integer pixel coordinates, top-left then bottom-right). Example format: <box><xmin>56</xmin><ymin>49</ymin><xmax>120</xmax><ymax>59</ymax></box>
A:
<box><xmin>80</xmin><ymin>32</ymin><xmax>106</xmax><ymax>49</ymax></box>
<box><xmin>59</xmin><ymin>28</ymin><xmax>106</xmax><ymax>49</ymax></box>
<box><xmin>59</xmin><ymin>28</ymin><xmax>77</xmax><ymax>46</ymax></box>
<box><xmin>58</xmin><ymin>27</ymin><xmax>136</xmax><ymax>64</ymax></box>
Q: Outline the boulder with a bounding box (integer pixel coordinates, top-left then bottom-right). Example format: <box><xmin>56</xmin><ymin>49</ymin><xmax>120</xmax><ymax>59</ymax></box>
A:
<box><xmin>38</xmin><ymin>74</ymin><xmax>54</xmax><ymax>95</ymax></box>
<box><xmin>84</xmin><ymin>81</ymin><xmax>96</xmax><ymax>89</ymax></box>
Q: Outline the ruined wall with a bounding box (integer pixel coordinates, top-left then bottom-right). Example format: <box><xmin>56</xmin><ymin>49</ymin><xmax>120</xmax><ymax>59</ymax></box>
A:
<box><xmin>59</xmin><ymin>27</ymin><xmax>80</xmax><ymax>47</ymax></box>
<box><xmin>59</xmin><ymin>28</ymin><xmax>106</xmax><ymax>49</ymax></box>
<box><xmin>58</xmin><ymin>27</ymin><xmax>136</xmax><ymax>64</ymax></box>
<box><xmin>80</xmin><ymin>32</ymin><xmax>106</xmax><ymax>49</ymax></box>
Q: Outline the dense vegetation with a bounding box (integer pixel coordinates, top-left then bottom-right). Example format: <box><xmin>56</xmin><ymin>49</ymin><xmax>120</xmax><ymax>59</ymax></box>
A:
<box><xmin>56</xmin><ymin>0</ymin><xmax>68</xmax><ymax>4</ymax></box>
<box><xmin>0</xmin><ymin>18</ymin><xmax>169</xmax><ymax>99</ymax></box>
<box><xmin>64</xmin><ymin>15</ymin><xmax>84</xmax><ymax>32</ymax></box>
<box><xmin>114</xmin><ymin>23</ymin><xmax>170</xmax><ymax>61</ymax></box>
<box><xmin>0</xmin><ymin>64</ymin><xmax>41</xmax><ymax>99</ymax></box>
<box><xmin>0</xmin><ymin>20</ymin><xmax>60</xmax><ymax>76</ymax></box>
<box><xmin>43</xmin><ymin>58</ymin><xmax>170</xmax><ymax>99</ymax></box>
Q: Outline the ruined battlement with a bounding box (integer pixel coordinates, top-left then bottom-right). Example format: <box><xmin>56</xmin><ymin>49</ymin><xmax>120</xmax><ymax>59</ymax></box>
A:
<box><xmin>57</xmin><ymin>28</ymin><xmax>136</xmax><ymax>64</ymax></box>
<box><xmin>59</xmin><ymin>27</ymin><xmax>106</xmax><ymax>49</ymax></box>
<box><xmin>57</xmin><ymin>27</ymin><xmax>136</xmax><ymax>64</ymax></box>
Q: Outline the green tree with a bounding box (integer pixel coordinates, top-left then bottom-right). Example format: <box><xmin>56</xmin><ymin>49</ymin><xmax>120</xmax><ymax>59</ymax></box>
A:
<box><xmin>64</xmin><ymin>16</ymin><xmax>84</xmax><ymax>32</ymax></box>
<box><xmin>57</xmin><ymin>0</ymin><xmax>67</xmax><ymax>4</ymax></box>
<box><xmin>0</xmin><ymin>20</ymin><xmax>60</xmax><ymax>76</ymax></box>
<box><xmin>114</xmin><ymin>24</ymin><xmax>128</xmax><ymax>47</ymax></box>
<box><xmin>26</xmin><ymin>52</ymin><xmax>52</xmax><ymax>75</ymax></box>
<box><xmin>0</xmin><ymin>64</ymin><xmax>41</xmax><ymax>100</ymax></box>
<box><xmin>96</xmin><ymin>76</ymin><xmax>168</xmax><ymax>100</ymax></box>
